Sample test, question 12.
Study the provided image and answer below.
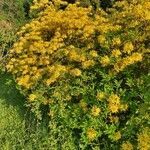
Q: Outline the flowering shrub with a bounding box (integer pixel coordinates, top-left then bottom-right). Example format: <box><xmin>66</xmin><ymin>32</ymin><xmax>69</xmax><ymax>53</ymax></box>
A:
<box><xmin>6</xmin><ymin>0</ymin><xmax>150</xmax><ymax>149</ymax></box>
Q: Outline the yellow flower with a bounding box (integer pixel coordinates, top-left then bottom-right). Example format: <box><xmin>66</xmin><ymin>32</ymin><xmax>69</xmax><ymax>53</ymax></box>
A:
<box><xmin>100</xmin><ymin>55</ymin><xmax>110</xmax><ymax>67</ymax></box>
<box><xmin>96</xmin><ymin>92</ymin><xmax>105</xmax><ymax>101</ymax></box>
<box><xmin>82</xmin><ymin>60</ymin><xmax>95</xmax><ymax>69</ymax></box>
<box><xmin>131</xmin><ymin>52</ymin><xmax>142</xmax><ymax>62</ymax></box>
<box><xmin>111</xmin><ymin>49</ymin><xmax>122</xmax><ymax>58</ymax></box>
<box><xmin>113</xmin><ymin>131</ymin><xmax>121</xmax><ymax>141</ymax></box>
<box><xmin>89</xmin><ymin>50</ymin><xmax>98</xmax><ymax>58</ymax></box>
<box><xmin>123</xmin><ymin>42</ymin><xmax>134</xmax><ymax>54</ymax></box>
<box><xmin>28</xmin><ymin>94</ymin><xmax>37</xmax><ymax>102</ymax></box>
<box><xmin>98</xmin><ymin>35</ymin><xmax>106</xmax><ymax>45</ymax></box>
<box><xmin>108</xmin><ymin>94</ymin><xmax>120</xmax><ymax>104</ymax></box>
<box><xmin>17</xmin><ymin>75</ymin><xmax>31</xmax><ymax>88</ymax></box>
<box><xmin>91</xmin><ymin>105</ymin><xmax>101</xmax><ymax>117</ymax></box>
<box><xmin>70</xmin><ymin>68</ymin><xmax>82</xmax><ymax>76</ymax></box>
<box><xmin>46</xmin><ymin>79</ymin><xmax>52</xmax><ymax>86</ymax></box>
<box><xmin>138</xmin><ymin>127</ymin><xmax>150</xmax><ymax>150</ymax></box>
<box><xmin>109</xmin><ymin>104</ymin><xmax>120</xmax><ymax>113</ymax></box>
<box><xmin>112</xmin><ymin>37</ymin><xmax>121</xmax><ymax>46</ymax></box>
<box><xmin>6</xmin><ymin>64</ymin><xmax>14</xmax><ymax>71</ymax></box>
<box><xmin>87</xmin><ymin>128</ymin><xmax>97</xmax><ymax>141</ymax></box>
<box><xmin>69</xmin><ymin>49</ymin><xmax>79</xmax><ymax>61</ymax></box>
<box><xmin>121</xmin><ymin>141</ymin><xmax>133</xmax><ymax>150</ymax></box>
<box><xmin>108</xmin><ymin>94</ymin><xmax>120</xmax><ymax>113</ymax></box>
<box><xmin>114</xmin><ymin>53</ymin><xmax>143</xmax><ymax>72</ymax></box>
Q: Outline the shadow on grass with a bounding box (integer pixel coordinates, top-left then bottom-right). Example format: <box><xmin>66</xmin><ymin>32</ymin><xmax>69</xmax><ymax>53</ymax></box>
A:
<box><xmin>0</xmin><ymin>71</ymin><xmax>50</xmax><ymax>134</ymax></box>
<box><xmin>0</xmin><ymin>71</ymin><xmax>26</xmax><ymax>117</ymax></box>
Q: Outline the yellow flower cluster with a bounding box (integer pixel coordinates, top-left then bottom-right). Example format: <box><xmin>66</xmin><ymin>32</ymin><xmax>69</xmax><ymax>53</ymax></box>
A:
<box><xmin>82</xmin><ymin>60</ymin><xmax>95</xmax><ymax>69</ymax></box>
<box><xmin>86</xmin><ymin>128</ymin><xmax>97</xmax><ymax>141</ymax></box>
<box><xmin>7</xmin><ymin>2</ymin><xmax>100</xmax><ymax>89</ymax></box>
<box><xmin>7</xmin><ymin>0</ymin><xmax>146</xmax><ymax>92</ymax></box>
<box><xmin>108</xmin><ymin>0</ymin><xmax>149</xmax><ymax>73</ymax></box>
<box><xmin>121</xmin><ymin>141</ymin><xmax>133</xmax><ymax>150</ymax></box>
<box><xmin>108</xmin><ymin>94</ymin><xmax>128</xmax><ymax>113</ymax></box>
<box><xmin>123</xmin><ymin>42</ymin><xmax>134</xmax><ymax>54</ymax></box>
<box><xmin>100</xmin><ymin>55</ymin><xmax>110</xmax><ymax>67</ymax></box>
<box><xmin>45</xmin><ymin>64</ymin><xmax>67</xmax><ymax>86</ymax></box>
<box><xmin>111</xmin><ymin>49</ymin><xmax>121</xmax><ymax>58</ymax></box>
<box><xmin>112</xmin><ymin>0</ymin><xmax>150</xmax><ymax>25</ymax></box>
<box><xmin>30</xmin><ymin>0</ymin><xmax>50</xmax><ymax>11</ymax></box>
<box><xmin>112</xmin><ymin>37</ymin><xmax>121</xmax><ymax>46</ymax></box>
<box><xmin>28</xmin><ymin>94</ymin><xmax>37</xmax><ymax>102</ymax></box>
<box><xmin>98</xmin><ymin>35</ymin><xmax>106</xmax><ymax>45</ymax></box>
<box><xmin>108</xmin><ymin>94</ymin><xmax>121</xmax><ymax>113</ymax></box>
<box><xmin>6</xmin><ymin>0</ymin><xmax>147</xmax><ymax>121</ymax></box>
<box><xmin>133</xmin><ymin>1</ymin><xmax>150</xmax><ymax>21</ymax></box>
<box><xmin>96</xmin><ymin>91</ymin><xmax>105</xmax><ymax>101</ymax></box>
<box><xmin>89</xmin><ymin>50</ymin><xmax>98</xmax><ymax>58</ymax></box>
<box><xmin>70</xmin><ymin>68</ymin><xmax>82</xmax><ymax>76</ymax></box>
<box><xmin>138</xmin><ymin>127</ymin><xmax>150</xmax><ymax>150</ymax></box>
<box><xmin>114</xmin><ymin>53</ymin><xmax>143</xmax><ymax>73</ymax></box>
<box><xmin>91</xmin><ymin>105</ymin><xmax>101</xmax><ymax>117</ymax></box>
<box><xmin>31</xmin><ymin>0</ymin><xmax>69</xmax><ymax>12</ymax></box>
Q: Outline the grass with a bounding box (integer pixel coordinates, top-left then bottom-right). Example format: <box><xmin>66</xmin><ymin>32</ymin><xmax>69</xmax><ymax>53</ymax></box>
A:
<box><xmin>0</xmin><ymin>0</ymin><xmax>26</xmax><ymax>24</ymax></box>
<box><xmin>0</xmin><ymin>72</ymin><xmax>26</xmax><ymax>114</ymax></box>
<box><xmin>0</xmin><ymin>0</ymin><xmax>36</xmax><ymax>149</ymax></box>
<box><xmin>0</xmin><ymin>72</ymin><xmax>25</xmax><ymax>149</ymax></box>
<box><xmin>0</xmin><ymin>73</ymin><xmax>51</xmax><ymax>149</ymax></box>
<box><xmin>0</xmin><ymin>0</ymin><xmax>28</xmax><ymax>117</ymax></box>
